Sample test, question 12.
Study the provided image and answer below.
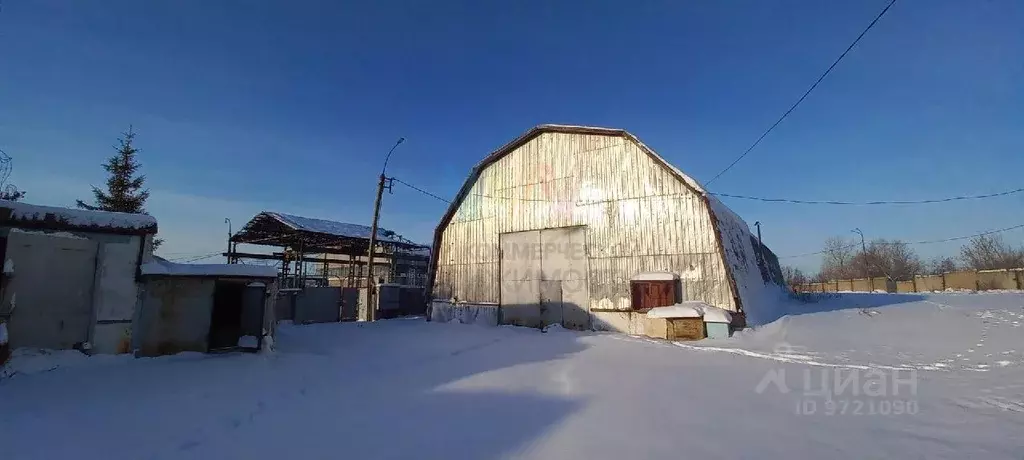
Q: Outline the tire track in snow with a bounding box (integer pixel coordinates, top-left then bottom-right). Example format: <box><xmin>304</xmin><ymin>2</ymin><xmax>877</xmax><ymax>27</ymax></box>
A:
<box><xmin>669</xmin><ymin>342</ymin><xmax>919</xmax><ymax>371</ymax></box>
<box><xmin>607</xmin><ymin>333</ymin><xmax>921</xmax><ymax>371</ymax></box>
<box><xmin>601</xmin><ymin>297</ymin><xmax>1024</xmax><ymax>373</ymax></box>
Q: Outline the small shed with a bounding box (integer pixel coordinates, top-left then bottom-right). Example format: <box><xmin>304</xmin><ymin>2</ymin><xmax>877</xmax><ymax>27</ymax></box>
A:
<box><xmin>135</xmin><ymin>258</ymin><xmax>278</xmax><ymax>357</ymax></box>
<box><xmin>0</xmin><ymin>200</ymin><xmax>157</xmax><ymax>354</ymax></box>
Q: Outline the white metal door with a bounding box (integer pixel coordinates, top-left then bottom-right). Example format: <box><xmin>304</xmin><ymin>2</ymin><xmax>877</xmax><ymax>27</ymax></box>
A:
<box><xmin>499</xmin><ymin>227</ymin><xmax>589</xmax><ymax>329</ymax></box>
<box><xmin>540</xmin><ymin>226</ymin><xmax>590</xmax><ymax>329</ymax></box>
<box><xmin>499</xmin><ymin>230</ymin><xmax>541</xmax><ymax>327</ymax></box>
<box><xmin>7</xmin><ymin>231</ymin><xmax>97</xmax><ymax>349</ymax></box>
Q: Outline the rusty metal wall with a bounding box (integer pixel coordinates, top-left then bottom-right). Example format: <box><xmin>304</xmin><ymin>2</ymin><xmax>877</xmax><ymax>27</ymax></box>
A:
<box><xmin>136</xmin><ymin>278</ymin><xmax>216</xmax><ymax>357</ymax></box>
<box><xmin>434</xmin><ymin>132</ymin><xmax>734</xmax><ymax>311</ymax></box>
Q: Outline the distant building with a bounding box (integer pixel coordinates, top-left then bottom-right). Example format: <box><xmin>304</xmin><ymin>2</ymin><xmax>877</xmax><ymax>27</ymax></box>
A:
<box><xmin>427</xmin><ymin>125</ymin><xmax>784</xmax><ymax>333</ymax></box>
<box><xmin>229</xmin><ymin>212</ymin><xmax>430</xmax><ymax>289</ymax></box>
<box><xmin>229</xmin><ymin>212</ymin><xmax>431</xmax><ymax>321</ymax></box>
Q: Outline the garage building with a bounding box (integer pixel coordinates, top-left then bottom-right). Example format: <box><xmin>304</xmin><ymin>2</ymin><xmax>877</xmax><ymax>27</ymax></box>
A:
<box><xmin>426</xmin><ymin>125</ymin><xmax>784</xmax><ymax>333</ymax></box>
<box><xmin>0</xmin><ymin>200</ymin><xmax>157</xmax><ymax>354</ymax></box>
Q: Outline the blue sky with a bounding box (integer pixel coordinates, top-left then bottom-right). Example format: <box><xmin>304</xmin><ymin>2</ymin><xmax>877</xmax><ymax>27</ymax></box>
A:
<box><xmin>1</xmin><ymin>0</ymin><xmax>1022</xmax><ymax>272</ymax></box>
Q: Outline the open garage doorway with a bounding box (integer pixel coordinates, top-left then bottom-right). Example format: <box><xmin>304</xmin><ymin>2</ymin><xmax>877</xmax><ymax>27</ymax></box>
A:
<box><xmin>208</xmin><ymin>281</ymin><xmax>266</xmax><ymax>352</ymax></box>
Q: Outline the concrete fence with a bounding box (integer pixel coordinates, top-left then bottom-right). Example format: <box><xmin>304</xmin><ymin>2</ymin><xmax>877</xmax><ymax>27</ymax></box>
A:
<box><xmin>795</xmin><ymin>268</ymin><xmax>1024</xmax><ymax>293</ymax></box>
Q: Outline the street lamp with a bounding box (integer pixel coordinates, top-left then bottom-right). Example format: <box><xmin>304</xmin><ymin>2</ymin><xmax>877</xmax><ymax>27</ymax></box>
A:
<box><xmin>380</xmin><ymin>137</ymin><xmax>405</xmax><ymax>175</ymax></box>
<box><xmin>851</xmin><ymin>228</ymin><xmax>866</xmax><ymax>252</ymax></box>
<box><xmin>851</xmin><ymin>228</ymin><xmax>867</xmax><ymax>278</ymax></box>
<box><xmin>365</xmin><ymin>137</ymin><xmax>405</xmax><ymax>321</ymax></box>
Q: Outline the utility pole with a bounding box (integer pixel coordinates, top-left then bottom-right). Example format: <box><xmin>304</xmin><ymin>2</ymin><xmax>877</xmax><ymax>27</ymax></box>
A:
<box><xmin>364</xmin><ymin>137</ymin><xmax>404</xmax><ymax>322</ymax></box>
<box><xmin>224</xmin><ymin>218</ymin><xmax>233</xmax><ymax>264</ymax></box>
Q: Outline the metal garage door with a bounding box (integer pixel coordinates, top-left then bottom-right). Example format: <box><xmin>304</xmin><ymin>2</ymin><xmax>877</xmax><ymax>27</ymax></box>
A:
<box><xmin>499</xmin><ymin>230</ymin><xmax>541</xmax><ymax>327</ymax></box>
<box><xmin>7</xmin><ymin>231</ymin><xmax>98</xmax><ymax>349</ymax></box>
<box><xmin>499</xmin><ymin>227</ymin><xmax>589</xmax><ymax>329</ymax></box>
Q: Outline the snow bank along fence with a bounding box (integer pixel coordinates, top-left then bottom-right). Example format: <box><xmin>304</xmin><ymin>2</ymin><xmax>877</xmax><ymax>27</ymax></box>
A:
<box><xmin>794</xmin><ymin>268</ymin><xmax>1024</xmax><ymax>293</ymax></box>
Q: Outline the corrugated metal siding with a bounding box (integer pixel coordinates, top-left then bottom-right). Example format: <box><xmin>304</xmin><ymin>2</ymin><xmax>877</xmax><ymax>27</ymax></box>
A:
<box><xmin>434</xmin><ymin>132</ymin><xmax>736</xmax><ymax>311</ymax></box>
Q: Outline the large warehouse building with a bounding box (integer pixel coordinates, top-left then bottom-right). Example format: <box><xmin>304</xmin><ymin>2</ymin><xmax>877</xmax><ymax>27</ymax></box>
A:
<box><xmin>426</xmin><ymin>125</ymin><xmax>784</xmax><ymax>333</ymax></box>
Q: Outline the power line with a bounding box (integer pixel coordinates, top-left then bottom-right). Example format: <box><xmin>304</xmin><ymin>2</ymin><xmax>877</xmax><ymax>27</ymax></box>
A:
<box><xmin>391</xmin><ymin>177</ymin><xmax>451</xmax><ymax>203</ymax></box>
<box><xmin>779</xmin><ymin>223</ymin><xmax>1024</xmax><ymax>259</ymax></box>
<box><xmin>394</xmin><ymin>177</ymin><xmax>1024</xmax><ymax>208</ymax></box>
<box><xmin>392</xmin><ymin>177</ymin><xmax>587</xmax><ymax>204</ymax></box>
<box><xmin>704</xmin><ymin>0</ymin><xmax>898</xmax><ymax>186</ymax></box>
<box><xmin>468</xmin><ymin>193</ymin><xmax>574</xmax><ymax>203</ymax></box>
<box><xmin>712</xmin><ymin>186</ymin><xmax>1024</xmax><ymax>205</ymax></box>
<box><xmin>165</xmin><ymin>252</ymin><xmax>214</xmax><ymax>260</ymax></box>
<box><xmin>172</xmin><ymin>252</ymin><xmax>222</xmax><ymax>263</ymax></box>
<box><xmin>164</xmin><ymin>233</ymin><xmax>291</xmax><ymax>263</ymax></box>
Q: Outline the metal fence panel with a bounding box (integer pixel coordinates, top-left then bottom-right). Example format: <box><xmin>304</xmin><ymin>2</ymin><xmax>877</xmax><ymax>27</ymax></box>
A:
<box><xmin>294</xmin><ymin>287</ymin><xmax>342</xmax><ymax>324</ymax></box>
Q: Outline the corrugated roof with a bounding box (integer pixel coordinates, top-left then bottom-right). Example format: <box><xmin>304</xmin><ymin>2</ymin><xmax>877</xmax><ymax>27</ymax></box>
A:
<box><xmin>266</xmin><ymin>212</ymin><xmax>408</xmax><ymax>245</ymax></box>
<box><xmin>432</xmin><ymin>125</ymin><xmax>708</xmax><ymax>244</ymax></box>
<box><xmin>141</xmin><ymin>256</ymin><xmax>278</xmax><ymax>278</ymax></box>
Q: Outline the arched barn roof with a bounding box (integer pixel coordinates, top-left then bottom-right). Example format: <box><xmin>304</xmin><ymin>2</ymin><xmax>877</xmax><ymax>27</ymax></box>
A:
<box><xmin>426</xmin><ymin>124</ymin><xmax>782</xmax><ymax>315</ymax></box>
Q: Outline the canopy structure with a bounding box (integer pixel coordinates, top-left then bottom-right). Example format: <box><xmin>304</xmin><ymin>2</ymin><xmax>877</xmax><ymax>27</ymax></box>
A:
<box><xmin>231</xmin><ymin>212</ymin><xmax>423</xmax><ymax>254</ymax></box>
<box><xmin>228</xmin><ymin>212</ymin><xmax>430</xmax><ymax>289</ymax></box>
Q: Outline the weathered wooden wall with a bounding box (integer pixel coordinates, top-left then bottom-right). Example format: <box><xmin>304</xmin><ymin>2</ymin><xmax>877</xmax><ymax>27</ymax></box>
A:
<box><xmin>433</xmin><ymin>131</ymin><xmax>736</xmax><ymax>312</ymax></box>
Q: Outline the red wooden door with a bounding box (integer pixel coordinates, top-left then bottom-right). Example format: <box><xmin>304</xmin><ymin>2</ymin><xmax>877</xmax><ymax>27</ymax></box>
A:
<box><xmin>630</xmin><ymin>280</ymin><xmax>676</xmax><ymax>310</ymax></box>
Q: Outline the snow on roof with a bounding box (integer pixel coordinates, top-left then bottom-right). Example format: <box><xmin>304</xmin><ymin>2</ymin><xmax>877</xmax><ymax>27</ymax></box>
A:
<box><xmin>646</xmin><ymin>301</ymin><xmax>733</xmax><ymax>323</ymax></box>
<box><xmin>707</xmin><ymin>196</ymin><xmax>786</xmax><ymax>324</ymax></box>
<box><xmin>0</xmin><ymin>200</ymin><xmax>158</xmax><ymax>234</ymax></box>
<box><xmin>647</xmin><ymin>303</ymin><xmax>704</xmax><ymax>319</ymax></box>
<box><xmin>701</xmin><ymin>304</ymin><xmax>733</xmax><ymax>323</ymax></box>
<box><xmin>11</xmin><ymin>228</ymin><xmax>87</xmax><ymax>239</ymax></box>
<box><xmin>706</xmin><ymin>194</ymin><xmax>750</xmax><ymax>233</ymax></box>
<box><xmin>631</xmin><ymin>271</ymin><xmax>679</xmax><ymax>281</ymax></box>
<box><xmin>266</xmin><ymin>212</ymin><xmax>412</xmax><ymax>245</ymax></box>
<box><xmin>141</xmin><ymin>257</ymin><xmax>278</xmax><ymax>278</ymax></box>
<box><xmin>397</xmin><ymin>246</ymin><xmax>431</xmax><ymax>258</ymax></box>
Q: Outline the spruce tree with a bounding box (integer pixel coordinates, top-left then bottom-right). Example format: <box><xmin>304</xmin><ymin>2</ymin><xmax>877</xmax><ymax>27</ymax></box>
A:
<box><xmin>77</xmin><ymin>127</ymin><xmax>162</xmax><ymax>248</ymax></box>
<box><xmin>0</xmin><ymin>186</ymin><xmax>25</xmax><ymax>201</ymax></box>
<box><xmin>77</xmin><ymin>127</ymin><xmax>150</xmax><ymax>213</ymax></box>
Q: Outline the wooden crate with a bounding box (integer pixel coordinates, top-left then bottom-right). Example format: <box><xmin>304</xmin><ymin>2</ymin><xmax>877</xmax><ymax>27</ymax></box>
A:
<box><xmin>667</xmin><ymin>318</ymin><xmax>706</xmax><ymax>341</ymax></box>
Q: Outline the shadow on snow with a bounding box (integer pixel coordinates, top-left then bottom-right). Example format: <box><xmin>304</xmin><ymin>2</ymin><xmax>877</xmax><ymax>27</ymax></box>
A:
<box><xmin>0</xmin><ymin>313</ymin><xmax>590</xmax><ymax>460</ymax></box>
<box><xmin>752</xmin><ymin>292</ymin><xmax>928</xmax><ymax>325</ymax></box>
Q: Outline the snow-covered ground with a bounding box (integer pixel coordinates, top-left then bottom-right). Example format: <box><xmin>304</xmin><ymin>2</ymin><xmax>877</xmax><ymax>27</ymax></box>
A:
<box><xmin>2</xmin><ymin>292</ymin><xmax>1023</xmax><ymax>459</ymax></box>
